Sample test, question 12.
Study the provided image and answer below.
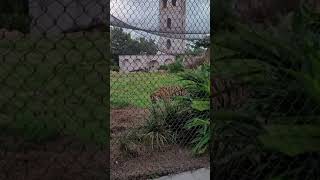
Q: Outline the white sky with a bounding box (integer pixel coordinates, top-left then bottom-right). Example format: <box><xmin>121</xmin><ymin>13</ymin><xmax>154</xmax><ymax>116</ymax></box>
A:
<box><xmin>110</xmin><ymin>0</ymin><xmax>210</xmax><ymax>41</ymax></box>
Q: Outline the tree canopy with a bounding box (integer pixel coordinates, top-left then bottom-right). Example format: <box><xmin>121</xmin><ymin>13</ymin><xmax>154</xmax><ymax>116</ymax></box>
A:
<box><xmin>111</xmin><ymin>27</ymin><xmax>158</xmax><ymax>66</ymax></box>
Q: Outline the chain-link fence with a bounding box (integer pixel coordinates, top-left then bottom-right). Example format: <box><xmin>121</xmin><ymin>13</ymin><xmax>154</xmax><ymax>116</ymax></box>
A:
<box><xmin>211</xmin><ymin>1</ymin><xmax>320</xmax><ymax>180</ymax></box>
<box><xmin>3</xmin><ymin>0</ymin><xmax>319</xmax><ymax>180</ymax></box>
<box><xmin>110</xmin><ymin>0</ymin><xmax>210</xmax><ymax>179</ymax></box>
<box><xmin>0</xmin><ymin>0</ymin><xmax>108</xmax><ymax>179</ymax></box>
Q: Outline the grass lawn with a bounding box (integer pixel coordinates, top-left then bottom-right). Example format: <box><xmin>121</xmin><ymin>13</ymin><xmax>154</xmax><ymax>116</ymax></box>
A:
<box><xmin>0</xmin><ymin>33</ymin><xmax>108</xmax><ymax>145</ymax></box>
<box><xmin>111</xmin><ymin>71</ymin><xmax>185</xmax><ymax>108</ymax></box>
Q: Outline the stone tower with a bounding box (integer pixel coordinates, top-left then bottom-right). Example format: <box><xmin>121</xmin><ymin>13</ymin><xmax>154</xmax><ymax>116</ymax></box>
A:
<box><xmin>158</xmin><ymin>0</ymin><xmax>187</xmax><ymax>55</ymax></box>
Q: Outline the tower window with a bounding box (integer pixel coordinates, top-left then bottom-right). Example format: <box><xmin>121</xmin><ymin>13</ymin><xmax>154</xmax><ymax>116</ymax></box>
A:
<box><xmin>167</xmin><ymin>18</ymin><xmax>171</xmax><ymax>29</ymax></box>
<box><xmin>172</xmin><ymin>0</ymin><xmax>177</xmax><ymax>6</ymax></box>
<box><xmin>163</xmin><ymin>0</ymin><xmax>167</xmax><ymax>8</ymax></box>
<box><xmin>166</xmin><ymin>39</ymin><xmax>172</xmax><ymax>49</ymax></box>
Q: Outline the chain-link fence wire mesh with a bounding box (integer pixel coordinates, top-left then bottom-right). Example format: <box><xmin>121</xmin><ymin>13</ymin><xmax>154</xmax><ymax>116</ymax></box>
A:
<box><xmin>211</xmin><ymin>0</ymin><xmax>320</xmax><ymax>180</ymax></box>
<box><xmin>110</xmin><ymin>0</ymin><xmax>210</xmax><ymax>179</ymax></box>
<box><xmin>0</xmin><ymin>0</ymin><xmax>108</xmax><ymax>179</ymax></box>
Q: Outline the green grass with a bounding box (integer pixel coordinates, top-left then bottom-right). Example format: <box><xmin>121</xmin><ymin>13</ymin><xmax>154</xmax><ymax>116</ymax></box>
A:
<box><xmin>0</xmin><ymin>33</ymin><xmax>108</xmax><ymax>145</ymax></box>
<box><xmin>260</xmin><ymin>124</ymin><xmax>320</xmax><ymax>156</ymax></box>
<box><xmin>111</xmin><ymin>71</ymin><xmax>184</xmax><ymax>108</ymax></box>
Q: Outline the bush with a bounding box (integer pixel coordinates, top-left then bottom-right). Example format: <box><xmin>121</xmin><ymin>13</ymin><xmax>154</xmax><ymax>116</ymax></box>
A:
<box><xmin>214</xmin><ymin>2</ymin><xmax>320</xmax><ymax>119</ymax></box>
<box><xmin>159</xmin><ymin>65</ymin><xmax>168</xmax><ymax>70</ymax></box>
<box><xmin>144</xmin><ymin>64</ymin><xmax>211</xmax><ymax>154</ymax></box>
<box><xmin>167</xmin><ymin>57</ymin><xmax>185</xmax><ymax>73</ymax></box>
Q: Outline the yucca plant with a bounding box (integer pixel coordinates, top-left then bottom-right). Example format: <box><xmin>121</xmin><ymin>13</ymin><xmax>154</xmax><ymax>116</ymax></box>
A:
<box><xmin>140</xmin><ymin>101</ymin><xmax>179</xmax><ymax>150</ymax></box>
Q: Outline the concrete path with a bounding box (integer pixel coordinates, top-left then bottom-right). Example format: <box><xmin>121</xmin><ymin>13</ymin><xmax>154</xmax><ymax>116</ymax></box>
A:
<box><xmin>152</xmin><ymin>168</ymin><xmax>210</xmax><ymax>180</ymax></box>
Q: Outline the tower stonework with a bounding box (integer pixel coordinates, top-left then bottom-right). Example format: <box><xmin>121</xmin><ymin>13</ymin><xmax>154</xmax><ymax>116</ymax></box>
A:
<box><xmin>158</xmin><ymin>0</ymin><xmax>187</xmax><ymax>54</ymax></box>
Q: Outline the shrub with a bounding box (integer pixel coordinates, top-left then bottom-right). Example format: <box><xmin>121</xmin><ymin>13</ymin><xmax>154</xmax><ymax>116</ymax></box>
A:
<box><xmin>141</xmin><ymin>102</ymin><xmax>178</xmax><ymax>149</ymax></box>
<box><xmin>178</xmin><ymin>65</ymin><xmax>211</xmax><ymax>154</ymax></box>
<box><xmin>159</xmin><ymin>65</ymin><xmax>168</xmax><ymax>70</ymax></box>
<box><xmin>168</xmin><ymin>57</ymin><xmax>185</xmax><ymax>73</ymax></box>
<box><xmin>210</xmin><ymin>2</ymin><xmax>320</xmax><ymax>179</ymax></box>
<box><xmin>144</xmin><ymin>65</ymin><xmax>211</xmax><ymax>154</ymax></box>
<box><xmin>214</xmin><ymin>2</ymin><xmax>320</xmax><ymax>120</ymax></box>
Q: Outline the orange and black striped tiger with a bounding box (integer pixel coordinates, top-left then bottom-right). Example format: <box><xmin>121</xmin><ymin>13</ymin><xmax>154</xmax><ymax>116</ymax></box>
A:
<box><xmin>150</xmin><ymin>86</ymin><xmax>188</xmax><ymax>103</ymax></box>
<box><xmin>150</xmin><ymin>78</ymin><xmax>249</xmax><ymax>109</ymax></box>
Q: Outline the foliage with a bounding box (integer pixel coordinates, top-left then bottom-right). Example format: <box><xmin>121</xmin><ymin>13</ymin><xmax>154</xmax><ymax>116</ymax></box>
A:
<box><xmin>211</xmin><ymin>2</ymin><xmax>320</xmax><ymax>179</ymax></box>
<box><xmin>178</xmin><ymin>65</ymin><xmax>211</xmax><ymax>154</ymax></box>
<box><xmin>159</xmin><ymin>65</ymin><xmax>168</xmax><ymax>70</ymax></box>
<box><xmin>185</xmin><ymin>117</ymin><xmax>210</xmax><ymax>155</ymax></box>
<box><xmin>178</xmin><ymin>64</ymin><xmax>210</xmax><ymax>99</ymax></box>
<box><xmin>141</xmin><ymin>64</ymin><xmax>212</xmax><ymax>155</ymax></box>
<box><xmin>213</xmin><ymin>0</ymin><xmax>237</xmax><ymax>33</ymax></box>
<box><xmin>185</xmin><ymin>37</ymin><xmax>209</xmax><ymax>55</ymax></box>
<box><xmin>214</xmin><ymin>2</ymin><xmax>320</xmax><ymax>120</ymax></box>
<box><xmin>167</xmin><ymin>56</ymin><xmax>185</xmax><ymax>73</ymax></box>
<box><xmin>111</xmin><ymin>27</ymin><xmax>158</xmax><ymax>66</ymax></box>
<box><xmin>140</xmin><ymin>102</ymin><xmax>178</xmax><ymax>150</ymax></box>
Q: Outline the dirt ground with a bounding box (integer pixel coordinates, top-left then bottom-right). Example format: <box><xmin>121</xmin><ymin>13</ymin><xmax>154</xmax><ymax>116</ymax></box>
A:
<box><xmin>111</xmin><ymin>108</ymin><xmax>209</xmax><ymax>180</ymax></box>
<box><xmin>0</xmin><ymin>108</ymin><xmax>208</xmax><ymax>180</ymax></box>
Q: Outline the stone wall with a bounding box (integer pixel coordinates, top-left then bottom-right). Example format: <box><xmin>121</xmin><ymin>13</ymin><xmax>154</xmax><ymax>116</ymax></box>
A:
<box><xmin>29</xmin><ymin>0</ymin><xmax>107</xmax><ymax>34</ymax></box>
<box><xmin>119</xmin><ymin>55</ymin><xmax>176</xmax><ymax>73</ymax></box>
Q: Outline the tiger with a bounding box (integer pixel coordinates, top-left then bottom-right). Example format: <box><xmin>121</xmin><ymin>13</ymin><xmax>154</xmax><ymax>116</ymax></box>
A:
<box><xmin>150</xmin><ymin>86</ymin><xmax>188</xmax><ymax>103</ymax></box>
<box><xmin>149</xmin><ymin>77</ymin><xmax>249</xmax><ymax>109</ymax></box>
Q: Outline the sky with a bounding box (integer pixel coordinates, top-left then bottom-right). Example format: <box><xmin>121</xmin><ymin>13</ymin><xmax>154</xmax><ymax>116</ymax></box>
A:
<box><xmin>110</xmin><ymin>0</ymin><xmax>210</xmax><ymax>41</ymax></box>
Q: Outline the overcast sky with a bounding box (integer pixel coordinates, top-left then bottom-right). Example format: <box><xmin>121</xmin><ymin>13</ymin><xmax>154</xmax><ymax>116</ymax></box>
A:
<box><xmin>110</xmin><ymin>0</ymin><xmax>210</xmax><ymax>39</ymax></box>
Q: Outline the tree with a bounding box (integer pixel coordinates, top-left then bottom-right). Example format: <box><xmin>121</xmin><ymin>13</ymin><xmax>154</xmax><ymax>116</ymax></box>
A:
<box><xmin>111</xmin><ymin>27</ymin><xmax>158</xmax><ymax>66</ymax></box>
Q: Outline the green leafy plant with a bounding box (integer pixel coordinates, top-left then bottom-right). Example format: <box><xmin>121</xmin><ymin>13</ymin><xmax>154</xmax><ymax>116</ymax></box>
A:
<box><xmin>168</xmin><ymin>57</ymin><xmax>185</xmax><ymax>73</ymax></box>
<box><xmin>178</xmin><ymin>64</ymin><xmax>210</xmax><ymax>99</ymax></box>
<box><xmin>214</xmin><ymin>1</ymin><xmax>320</xmax><ymax>120</ymax></box>
<box><xmin>211</xmin><ymin>2</ymin><xmax>320</xmax><ymax>179</ymax></box>
<box><xmin>186</xmin><ymin>115</ymin><xmax>210</xmax><ymax>155</ymax></box>
<box><xmin>178</xmin><ymin>64</ymin><xmax>211</xmax><ymax>154</ymax></box>
<box><xmin>140</xmin><ymin>102</ymin><xmax>177</xmax><ymax>150</ymax></box>
<box><xmin>159</xmin><ymin>65</ymin><xmax>168</xmax><ymax>70</ymax></box>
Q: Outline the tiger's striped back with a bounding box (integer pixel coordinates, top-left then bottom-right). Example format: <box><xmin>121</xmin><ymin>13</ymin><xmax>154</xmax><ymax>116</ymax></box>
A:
<box><xmin>150</xmin><ymin>86</ymin><xmax>188</xmax><ymax>103</ymax></box>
